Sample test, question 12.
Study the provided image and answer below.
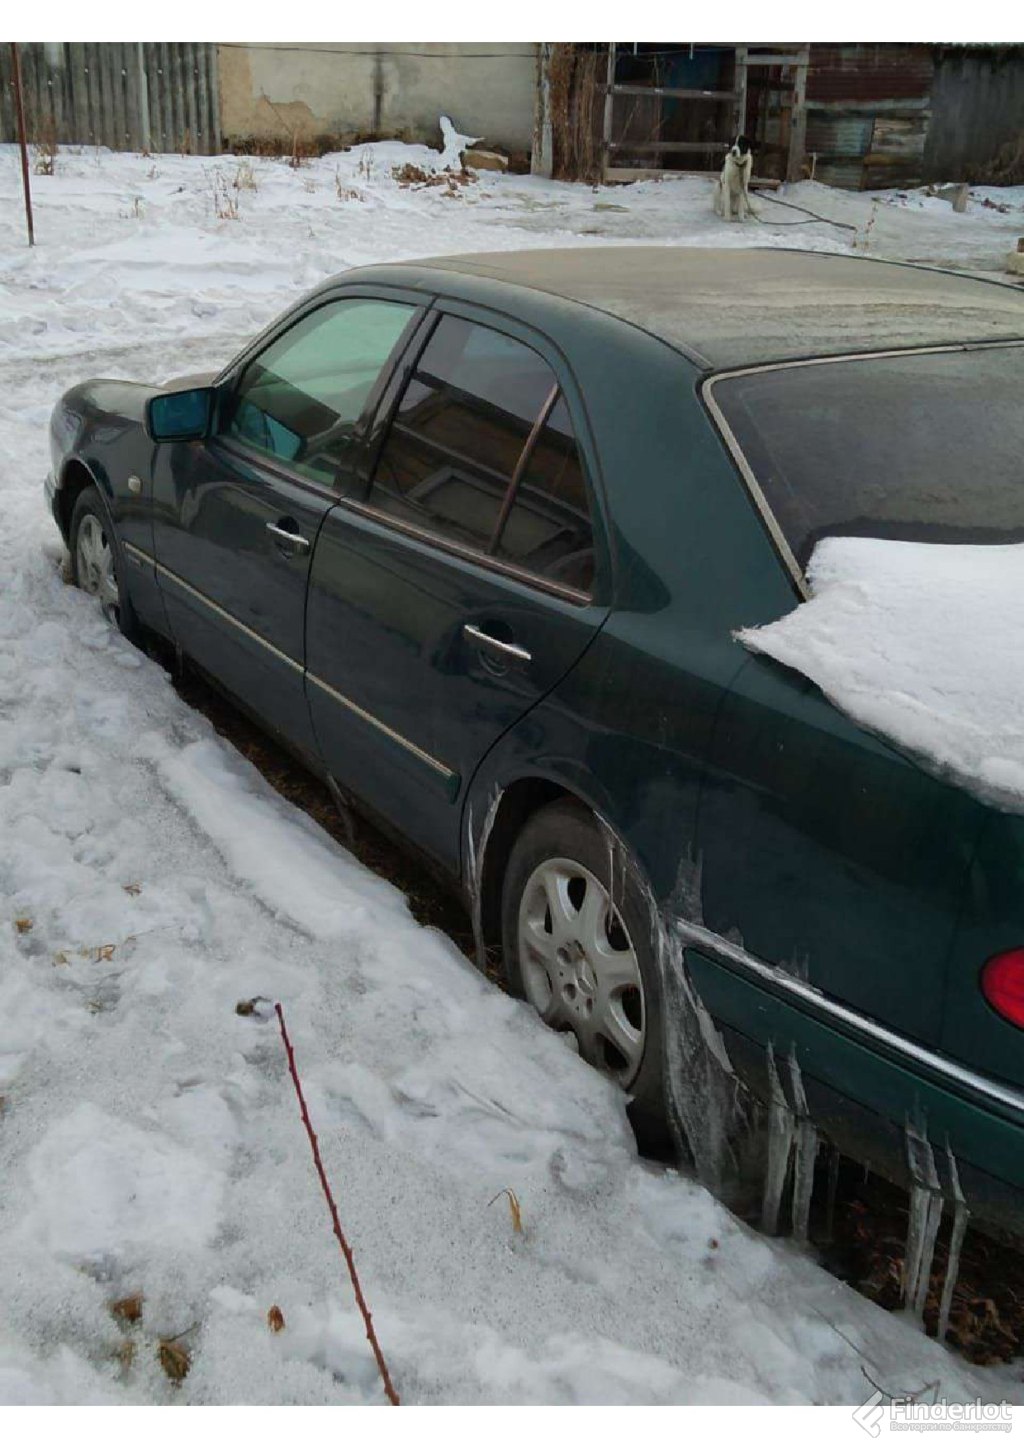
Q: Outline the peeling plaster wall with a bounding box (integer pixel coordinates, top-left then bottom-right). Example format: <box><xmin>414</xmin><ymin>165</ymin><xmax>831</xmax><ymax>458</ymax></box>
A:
<box><xmin>218</xmin><ymin>42</ymin><xmax>538</xmax><ymax>152</ymax></box>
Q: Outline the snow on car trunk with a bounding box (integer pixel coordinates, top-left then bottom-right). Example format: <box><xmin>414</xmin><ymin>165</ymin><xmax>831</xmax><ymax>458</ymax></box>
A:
<box><xmin>1</xmin><ymin>142</ymin><xmax>1023</xmax><ymax>1406</ymax></box>
<box><xmin>739</xmin><ymin>536</ymin><xmax>1024</xmax><ymax>810</ymax></box>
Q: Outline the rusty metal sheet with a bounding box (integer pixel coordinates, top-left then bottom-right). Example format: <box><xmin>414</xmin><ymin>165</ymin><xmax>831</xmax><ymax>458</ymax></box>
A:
<box><xmin>805</xmin><ymin>112</ymin><xmax>873</xmax><ymax>157</ymax></box>
<box><xmin>808</xmin><ymin>43</ymin><xmax>934</xmax><ymax>103</ymax></box>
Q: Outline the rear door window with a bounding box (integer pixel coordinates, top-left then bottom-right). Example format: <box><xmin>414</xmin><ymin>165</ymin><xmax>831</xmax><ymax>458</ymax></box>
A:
<box><xmin>368</xmin><ymin>315</ymin><xmax>595</xmax><ymax>591</ymax></box>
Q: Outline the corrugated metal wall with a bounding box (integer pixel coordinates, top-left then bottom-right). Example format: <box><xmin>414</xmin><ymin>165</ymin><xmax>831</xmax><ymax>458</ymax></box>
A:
<box><xmin>0</xmin><ymin>42</ymin><xmax>220</xmax><ymax>155</ymax></box>
<box><xmin>924</xmin><ymin>47</ymin><xmax>1024</xmax><ymax>181</ymax></box>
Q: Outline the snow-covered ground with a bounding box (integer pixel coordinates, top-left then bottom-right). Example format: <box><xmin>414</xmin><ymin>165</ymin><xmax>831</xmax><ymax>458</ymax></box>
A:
<box><xmin>1</xmin><ymin>141</ymin><xmax>1023</xmax><ymax>1407</ymax></box>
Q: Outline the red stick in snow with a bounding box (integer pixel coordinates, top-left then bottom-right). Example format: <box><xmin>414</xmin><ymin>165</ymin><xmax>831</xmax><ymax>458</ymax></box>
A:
<box><xmin>275</xmin><ymin>1002</ymin><xmax>400</xmax><ymax>1406</ymax></box>
<box><xmin>10</xmin><ymin>43</ymin><xmax>34</xmax><ymax>247</ymax></box>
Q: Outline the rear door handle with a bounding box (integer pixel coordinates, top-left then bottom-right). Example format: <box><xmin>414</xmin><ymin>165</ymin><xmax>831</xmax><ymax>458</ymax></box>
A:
<box><xmin>463</xmin><ymin>623</ymin><xmax>532</xmax><ymax>665</ymax></box>
<box><xmin>266</xmin><ymin>520</ymin><xmax>310</xmax><ymax>554</ymax></box>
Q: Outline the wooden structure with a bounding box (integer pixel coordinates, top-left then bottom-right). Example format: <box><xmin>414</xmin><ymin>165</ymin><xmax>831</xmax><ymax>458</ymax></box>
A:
<box><xmin>601</xmin><ymin>42</ymin><xmax>809</xmax><ymax>185</ymax></box>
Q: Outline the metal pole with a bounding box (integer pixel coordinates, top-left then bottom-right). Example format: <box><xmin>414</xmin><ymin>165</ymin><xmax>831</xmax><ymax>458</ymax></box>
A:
<box><xmin>10</xmin><ymin>42</ymin><xmax>35</xmax><ymax>246</ymax></box>
<box><xmin>602</xmin><ymin>41</ymin><xmax>616</xmax><ymax>182</ymax></box>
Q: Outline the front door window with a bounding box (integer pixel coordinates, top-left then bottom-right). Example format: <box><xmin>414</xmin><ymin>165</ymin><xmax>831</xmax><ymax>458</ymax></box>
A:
<box><xmin>224</xmin><ymin>297</ymin><xmax>417</xmax><ymax>487</ymax></box>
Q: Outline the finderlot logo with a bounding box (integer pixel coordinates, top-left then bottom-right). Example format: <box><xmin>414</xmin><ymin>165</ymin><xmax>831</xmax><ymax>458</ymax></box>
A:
<box><xmin>854</xmin><ymin>1390</ymin><xmax>887</xmax><ymax>1438</ymax></box>
<box><xmin>854</xmin><ymin>1388</ymin><xmax>1013</xmax><ymax>1436</ymax></box>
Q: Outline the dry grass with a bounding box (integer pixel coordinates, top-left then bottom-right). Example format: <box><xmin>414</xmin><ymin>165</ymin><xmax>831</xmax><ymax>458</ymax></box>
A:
<box><xmin>335</xmin><ymin>170</ymin><xmax>363</xmax><ymax>202</ymax></box>
<box><xmin>978</xmin><ymin>132</ymin><xmax>1024</xmax><ymax>186</ymax></box>
<box><xmin>232</xmin><ymin>160</ymin><xmax>258</xmax><ymax>193</ymax></box>
<box><xmin>110</xmin><ymin>1294</ymin><xmax>144</xmax><ymax>1325</ymax></box>
<box><xmin>823</xmin><ymin>1165</ymin><xmax>1024</xmax><ymax>1364</ymax></box>
<box><xmin>391</xmin><ymin>163</ymin><xmax>476</xmax><ymax>196</ymax></box>
<box><xmin>488</xmin><ymin>1188</ymin><xmax>524</xmax><ymax>1235</ymax></box>
<box><xmin>211</xmin><ymin>173</ymin><xmax>240</xmax><ymax>221</ymax></box>
<box><xmin>31</xmin><ymin>115</ymin><xmax>59</xmax><ymax>176</ymax></box>
<box><xmin>158</xmin><ymin>1338</ymin><xmax>191</xmax><ymax>1383</ymax></box>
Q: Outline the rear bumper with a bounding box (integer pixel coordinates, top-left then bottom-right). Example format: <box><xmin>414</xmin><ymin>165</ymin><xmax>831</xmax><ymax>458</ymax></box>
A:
<box><xmin>686</xmin><ymin>945</ymin><xmax>1024</xmax><ymax>1243</ymax></box>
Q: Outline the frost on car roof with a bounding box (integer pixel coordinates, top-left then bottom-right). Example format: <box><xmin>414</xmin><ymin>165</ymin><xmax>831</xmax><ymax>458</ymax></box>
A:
<box><xmin>400</xmin><ymin>247</ymin><xmax>1024</xmax><ymax>369</ymax></box>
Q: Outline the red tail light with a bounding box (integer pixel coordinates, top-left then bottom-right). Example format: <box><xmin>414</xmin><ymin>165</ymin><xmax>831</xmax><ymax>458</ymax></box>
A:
<box><xmin>981</xmin><ymin>949</ymin><xmax>1024</xmax><ymax>1029</ymax></box>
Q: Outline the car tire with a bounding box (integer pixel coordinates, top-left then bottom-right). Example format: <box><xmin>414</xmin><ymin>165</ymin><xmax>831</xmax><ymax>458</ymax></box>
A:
<box><xmin>69</xmin><ymin>484</ymin><xmax>143</xmax><ymax>645</ymax></box>
<box><xmin>501</xmin><ymin>798</ymin><xmax>670</xmax><ymax>1152</ymax></box>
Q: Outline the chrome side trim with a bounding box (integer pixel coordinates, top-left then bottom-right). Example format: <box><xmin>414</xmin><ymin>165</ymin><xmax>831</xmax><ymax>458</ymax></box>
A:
<box><xmin>140</xmin><ymin>546</ymin><xmax>304</xmax><ymax>676</ymax></box>
<box><xmin>122</xmin><ymin>539</ymin><xmax>152</xmax><ymax>572</ymax></box>
<box><xmin>679</xmin><ymin>919</ymin><xmax>1024</xmax><ymax>1122</ymax></box>
<box><xmin>702</xmin><ymin>339</ymin><xmax>1024</xmax><ymax>602</ymax></box>
<box><xmin>701</xmin><ymin>383</ymin><xmax>809</xmax><ymax>600</ymax></box>
<box><xmin>305</xmin><ymin>670</ymin><xmax>456</xmax><ymax>783</ymax></box>
<box><xmin>137</xmin><ymin>540</ymin><xmax>456</xmax><ymax>783</ymax></box>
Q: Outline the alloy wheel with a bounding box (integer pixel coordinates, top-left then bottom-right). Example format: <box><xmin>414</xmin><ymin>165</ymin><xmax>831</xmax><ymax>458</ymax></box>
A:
<box><xmin>517</xmin><ymin>856</ymin><xmax>645</xmax><ymax>1086</ymax></box>
<box><xmin>75</xmin><ymin>513</ymin><xmax>120</xmax><ymax>623</ymax></box>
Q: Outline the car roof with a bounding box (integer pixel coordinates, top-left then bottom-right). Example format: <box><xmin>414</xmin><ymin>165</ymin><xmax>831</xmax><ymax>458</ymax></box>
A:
<box><xmin>355</xmin><ymin>246</ymin><xmax>1024</xmax><ymax>370</ymax></box>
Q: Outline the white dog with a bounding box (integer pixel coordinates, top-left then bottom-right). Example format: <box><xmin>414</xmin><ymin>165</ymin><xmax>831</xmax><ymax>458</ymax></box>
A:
<box><xmin>714</xmin><ymin>135</ymin><xmax>757</xmax><ymax>222</ymax></box>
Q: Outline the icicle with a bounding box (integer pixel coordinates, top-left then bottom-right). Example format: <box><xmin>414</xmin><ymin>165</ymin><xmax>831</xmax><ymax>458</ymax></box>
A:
<box><xmin>903</xmin><ymin>1115</ymin><xmax>943</xmax><ymax>1323</ymax></box>
<box><xmin>466</xmin><ymin>788</ymin><xmax>503</xmax><ymax>972</ymax></box>
<box><xmin>761</xmin><ymin>1044</ymin><xmax>795</xmax><ymax>1234</ymax></box>
<box><xmin>657</xmin><ymin>917</ymin><xmax>742</xmax><ymax>1194</ymax></box>
<box><xmin>937</xmin><ymin>1146</ymin><xmax>970</xmax><ymax>1344</ymax></box>
<box><xmin>592</xmin><ymin>814</ymin><xmax>745</xmax><ymax>1195</ymax></box>
<box><xmin>789</xmin><ymin>1052</ymin><xmax>818</xmax><ymax>1243</ymax></box>
<box><xmin>915</xmin><ymin>1192</ymin><xmax>944</xmax><ymax>1320</ymax></box>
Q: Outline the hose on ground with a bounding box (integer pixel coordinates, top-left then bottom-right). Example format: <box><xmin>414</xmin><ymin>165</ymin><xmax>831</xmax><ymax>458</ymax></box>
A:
<box><xmin>751</xmin><ymin>192</ymin><xmax>860</xmax><ymax>232</ymax></box>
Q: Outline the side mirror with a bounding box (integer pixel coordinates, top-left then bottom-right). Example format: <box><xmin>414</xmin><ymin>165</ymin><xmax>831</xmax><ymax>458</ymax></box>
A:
<box><xmin>146</xmin><ymin>386</ymin><xmax>215</xmax><ymax>442</ymax></box>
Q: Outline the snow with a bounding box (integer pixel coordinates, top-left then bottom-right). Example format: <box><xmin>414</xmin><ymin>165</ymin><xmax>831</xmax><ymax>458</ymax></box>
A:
<box><xmin>738</xmin><ymin>538</ymin><xmax>1024</xmax><ymax>812</ymax></box>
<box><xmin>438</xmin><ymin>115</ymin><xmax>482</xmax><ymax>171</ymax></box>
<box><xmin>1</xmin><ymin>139</ymin><xmax>1023</xmax><ymax>1405</ymax></box>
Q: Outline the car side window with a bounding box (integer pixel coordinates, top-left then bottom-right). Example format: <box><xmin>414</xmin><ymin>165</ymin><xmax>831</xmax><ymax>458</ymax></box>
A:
<box><xmin>368</xmin><ymin>315</ymin><xmax>595</xmax><ymax>591</ymax></box>
<box><xmin>495</xmin><ymin>394</ymin><xmax>594</xmax><ymax>592</ymax></box>
<box><xmin>224</xmin><ymin>298</ymin><xmax>416</xmax><ymax>487</ymax></box>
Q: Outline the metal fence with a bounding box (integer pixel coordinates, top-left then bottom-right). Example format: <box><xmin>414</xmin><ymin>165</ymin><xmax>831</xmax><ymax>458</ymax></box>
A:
<box><xmin>925</xmin><ymin>46</ymin><xmax>1024</xmax><ymax>182</ymax></box>
<box><xmin>0</xmin><ymin>42</ymin><xmax>221</xmax><ymax>155</ymax></box>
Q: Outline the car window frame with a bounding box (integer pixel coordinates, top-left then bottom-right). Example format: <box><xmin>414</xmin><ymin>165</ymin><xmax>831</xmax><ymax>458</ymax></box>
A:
<box><xmin>343</xmin><ymin>296</ymin><xmax>613</xmax><ymax>607</ymax></box>
<box><xmin>209</xmin><ymin>285</ymin><xmax>434</xmax><ymax>501</ymax></box>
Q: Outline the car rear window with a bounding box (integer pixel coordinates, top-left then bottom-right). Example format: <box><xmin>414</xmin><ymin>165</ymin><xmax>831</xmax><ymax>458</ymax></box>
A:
<box><xmin>711</xmin><ymin>343</ymin><xmax>1024</xmax><ymax>569</ymax></box>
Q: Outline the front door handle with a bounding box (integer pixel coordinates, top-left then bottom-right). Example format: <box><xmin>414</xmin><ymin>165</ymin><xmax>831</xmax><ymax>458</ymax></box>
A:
<box><xmin>266</xmin><ymin>519</ymin><xmax>310</xmax><ymax>554</ymax></box>
<box><xmin>463</xmin><ymin>623</ymin><xmax>532</xmax><ymax>665</ymax></box>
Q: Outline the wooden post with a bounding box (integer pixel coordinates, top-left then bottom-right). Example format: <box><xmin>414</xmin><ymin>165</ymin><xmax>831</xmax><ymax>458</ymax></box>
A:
<box><xmin>734</xmin><ymin>44</ymin><xmax>749</xmax><ymax>138</ymax></box>
<box><xmin>787</xmin><ymin>45</ymin><xmax>809</xmax><ymax>183</ymax></box>
<box><xmin>601</xmin><ymin>41</ymin><xmax>616</xmax><ymax>181</ymax></box>
<box><xmin>10</xmin><ymin>42</ymin><xmax>35</xmax><ymax>246</ymax></box>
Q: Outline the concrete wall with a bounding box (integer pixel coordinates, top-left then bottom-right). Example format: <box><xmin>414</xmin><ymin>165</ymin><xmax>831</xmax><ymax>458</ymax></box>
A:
<box><xmin>218</xmin><ymin>42</ymin><xmax>538</xmax><ymax>153</ymax></box>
